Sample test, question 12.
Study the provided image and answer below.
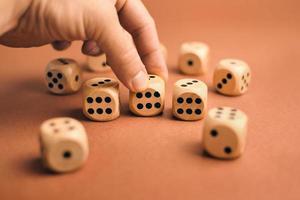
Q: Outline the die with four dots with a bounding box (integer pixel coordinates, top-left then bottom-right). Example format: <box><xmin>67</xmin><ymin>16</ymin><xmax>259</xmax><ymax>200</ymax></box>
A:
<box><xmin>213</xmin><ymin>59</ymin><xmax>251</xmax><ymax>96</ymax></box>
<box><xmin>45</xmin><ymin>58</ymin><xmax>82</xmax><ymax>94</ymax></box>
<box><xmin>83</xmin><ymin>77</ymin><xmax>120</xmax><ymax>121</ymax></box>
<box><xmin>172</xmin><ymin>79</ymin><xmax>208</xmax><ymax>121</ymax></box>
<box><xmin>86</xmin><ymin>54</ymin><xmax>111</xmax><ymax>72</ymax></box>
<box><xmin>39</xmin><ymin>117</ymin><xmax>89</xmax><ymax>173</ymax></box>
<box><xmin>178</xmin><ymin>42</ymin><xmax>210</xmax><ymax>75</ymax></box>
<box><xmin>129</xmin><ymin>75</ymin><xmax>165</xmax><ymax>116</ymax></box>
<box><xmin>202</xmin><ymin>107</ymin><xmax>248</xmax><ymax>159</ymax></box>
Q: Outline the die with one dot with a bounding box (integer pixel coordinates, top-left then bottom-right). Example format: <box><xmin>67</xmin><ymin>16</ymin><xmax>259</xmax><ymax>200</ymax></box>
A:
<box><xmin>83</xmin><ymin>77</ymin><xmax>120</xmax><ymax>121</ymax></box>
<box><xmin>129</xmin><ymin>74</ymin><xmax>165</xmax><ymax>116</ymax></box>
<box><xmin>213</xmin><ymin>59</ymin><xmax>251</xmax><ymax>96</ymax></box>
<box><xmin>39</xmin><ymin>117</ymin><xmax>89</xmax><ymax>173</ymax></box>
<box><xmin>45</xmin><ymin>58</ymin><xmax>82</xmax><ymax>94</ymax></box>
<box><xmin>86</xmin><ymin>54</ymin><xmax>111</xmax><ymax>72</ymax></box>
<box><xmin>202</xmin><ymin>107</ymin><xmax>248</xmax><ymax>159</ymax></box>
<box><xmin>178</xmin><ymin>42</ymin><xmax>210</xmax><ymax>75</ymax></box>
<box><xmin>172</xmin><ymin>79</ymin><xmax>208</xmax><ymax>121</ymax></box>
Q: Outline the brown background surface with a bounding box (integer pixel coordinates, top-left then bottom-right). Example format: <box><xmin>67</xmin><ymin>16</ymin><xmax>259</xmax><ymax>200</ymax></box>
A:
<box><xmin>0</xmin><ymin>0</ymin><xmax>300</xmax><ymax>199</ymax></box>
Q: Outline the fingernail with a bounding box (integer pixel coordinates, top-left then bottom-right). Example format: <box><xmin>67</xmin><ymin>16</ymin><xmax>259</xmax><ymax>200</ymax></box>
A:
<box><xmin>131</xmin><ymin>71</ymin><xmax>149</xmax><ymax>92</ymax></box>
<box><xmin>88</xmin><ymin>46</ymin><xmax>100</xmax><ymax>55</ymax></box>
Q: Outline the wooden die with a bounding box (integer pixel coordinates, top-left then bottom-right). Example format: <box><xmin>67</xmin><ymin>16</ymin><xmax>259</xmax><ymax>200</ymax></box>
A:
<box><xmin>129</xmin><ymin>75</ymin><xmax>165</xmax><ymax>116</ymax></box>
<box><xmin>172</xmin><ymin>79</ymin><xmax>208</xmax><ymax>121</ymax></box>
<box><xmin>178</xmin><ymin>42</ymin><xmax>209</xmax><ymax>75</ymax></box>
<box><xmin>83</xmin><ymin>77</ymin><xmax>120</xmax><ymax>121</ymax></box>
<box><xmin>213</xmin><ymin>59</ymin><xmax>251</xmax><ymax>96</ymax></box>
<box><xmin>40</xmin><ymin>117</ymin><xmax>89</xmax><ymax>173</ymax></box>
<box><xmin>86</xmin><ymin>54</ymin><xmax>111</xmax><ymax>72</ymax></box>
<box><xmin>45</xmin><ymin>58</ymin><xmax>82</xmax><ymax>94</ymax></box>
<box><xmin>203</xmin><ymin>107</ymin><xmax>248</xmax><ymax>159</ymax></box>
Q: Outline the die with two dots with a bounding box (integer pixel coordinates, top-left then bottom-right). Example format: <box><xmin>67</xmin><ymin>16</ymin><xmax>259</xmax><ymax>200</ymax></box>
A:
<box><xmin>45</xmin><ymin>58</ymin><xmax>82</xmax><ymax>95</ymax></box>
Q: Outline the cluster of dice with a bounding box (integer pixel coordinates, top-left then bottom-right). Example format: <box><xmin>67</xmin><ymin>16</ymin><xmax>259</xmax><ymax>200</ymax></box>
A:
<box><xmin>40</xmin><ymin>42</ymin><xmax>251</xmax><ymax>173</ymax></box>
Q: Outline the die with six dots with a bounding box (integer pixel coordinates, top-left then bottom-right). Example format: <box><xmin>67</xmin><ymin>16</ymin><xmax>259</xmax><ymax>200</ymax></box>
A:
<box><xmin>45</xmin><ymin>58</ymin><xmax>82</xmax><ymax>94</ymax></box>
<box><xmin>172</xmin><ymin>79</ymin><xmax>208</xmax><ymax>121</ymax></box>
<box><xmin>39</xmin><ymin>117</ymin><xmax>89</xmax><ymax>173</ymax></box>
<box><xmin>86</xmin><ymin>54</ymin><xmax>111</xmax><ymax>72</ymax></box>
<box><xmin>129</xmin><ymin>75</ymin><xmax>165</xmax><ymax>117</ymax></box>
<box><xmin>83</xmin><ymin>77</ymin><xmax>120</xmax><ymax>121</ymax></box>
<box><xmin>202</xmin><ymin>107</ymin><xmax>248</xmax><ymax>159</ymax></box>
<box><xmin>213</xmin><ymin>59</ymin><xmax>251</xmax><ymax>96</ymax></box>
<box><xmin>178</xmin><ymin>42</ymin><xmax>210</xmax><ymax>75</ymax></box>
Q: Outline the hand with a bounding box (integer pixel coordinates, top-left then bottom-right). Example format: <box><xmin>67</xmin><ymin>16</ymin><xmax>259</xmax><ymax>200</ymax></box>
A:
<box><xmin>0</xmin><ymin>0</ymin><xmax>168</xmax><ymax>91</ymax></box>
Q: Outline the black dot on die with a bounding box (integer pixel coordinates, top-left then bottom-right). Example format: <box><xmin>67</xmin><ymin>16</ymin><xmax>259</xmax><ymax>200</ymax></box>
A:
<box><xmin>192</xmin><ymin>80</ymin><xmax>198</xmax><ymax>83</ymax></box>
<box><xmin>187</xmin><ymin>60</ymin><xmax>194</xmax><ymax>66</ymax></box>
<box><xmin>210</xmin><ymin>129</ymin><xmax>218</xmax><ymax>137</ymax></box>
<box><xmin>224</xmin><ymin>147</ymin><xmax>232</xmax><ymax>154</ymax></box>
<box><xmin>146</xmin><ymin>103</ymin><xmax>152</xmax><ymax>109</ymax></box>
<box><xmin>57</xmin><ymin>73</ymin><xmax>63</xmax><ymax>79</ymax></box>
<box><xmin>137</xmin><ymin>103</ymin><xmax>143</xmax><ymax>109</ymax></box>
<box><xmin>88</xmin><ymin>108</ymin><xmax>94</xmax><ymax>114</ymax></box>
<box><xmin>105</xmin><ymin>108</ymin><xmax>112</xmax><ymax>114</ymax></box>
<box><xmin>98</xmin><ymin>81</ymin><xmax>105</xmax><ymax>84</ymax></box>
<box><xmin>75</xmin><ymin>75</ymin><xmax>79</xmax><ymax>82</ymax></box>
<box><xmin>102</xmin><ymin>62</ymin><xmax>106</xmax><ymax>66</ymax></box>
<box><xmin>52</xmin><ymin>78</ymin><xmax>58</xmax><ymax>83</ymax></box>
<box><xmin>186</xmin><ymin>98</ymin><xmax>193</xmax><ymax>104</ymax></box>
<box><xmin>227</xmin><ymin>73</ymin><xmax>232</xmax><ymax>79</ymax></box>
<box><xmin>195</xmin><ymin>109</ymin><xmax>201</xmax><ymax>115</ymax></box>
<box><xmin>154</xmin><ymin>102</ymin><xmax>161</xmax><ymax>108</ymax></box>
<box><xmin>87</xmin><ymin>97</ymin><xmax>93</xmax><ymax>103</ymax></box>
<box><xmin>104</xmin><ymin>79</ymin><xmax>111</xmax><ymax>82</ymax></box>
<box><xmin>63</xmin><ymin>151</ymin><xmax>72</xmax><ymax>159</ymax></box>
<box><xmin>154</xmin><ymin>91</ymin><xmax>160</xmax><ymax>98</ymax></box>
<box><xmin>97</xmin><ymin>108</ymin><xmax>103</xmax><ymax>115</ymax></box>
<box><xmin>222</xmin><ymin>79</ymin><xmax>227</xmax><ymax>84</ymax></box>
<box><xmin>195</xmin><ymin>98</ymin><xmax>202</xmax><ymax>104</ymax></box>
<box><xmin>149</xmin><ymin>75</ymin><xmax>156</xmax><ymax>79</ymax></box>
<box><xmin>136</xmin><ymin>92</ymin><xmax>143</xmax><ymax>98</ymax></box>
<box><xmin>48</xmin><ymin>83</ymin><xmax>54</xmax><ymax>88</ymax></box>
<box><xmin>47</xmin><ymin>72</ymin><xmax>53</xmax><ymax>78</ymax></box>
<box><xmin>58</xmin><ymin>84</ymin><xmax>64</xmax><ymax>90</ymax></box>
<box><xmin>145</xmin><ymin>92</ymin><xmax>152</xmax><ymax>98</ymax></box>
<box><xmin>177</xmin><ymin>97</ymin><xmax>184</xmax><ymax>104</ymax></box>
<box><xmin>186</xmin><ymin>109</ymin><xmax>192</xmax><ymax>114</ymax></box>
<box><xmin>187</xmin><ymin>82</ymin><xmax>193</xmax><ymax>85</ymax></box>
<box><xmin>96</xmin><ymin>97</ymin><xmax>102</xmax><ymax>103</ymax></box>
<box><xmin>181</xmin><ymin>84</ymin><xmax>187</xmax><ymax>87</ymax></box>
<box><xmin>92</xmin><ymin>83</ymin><xmax>98</xmax><ymax>87</ymax></box>
<box><xmin>177</xmin><ymin>108</ymin><xmax>184</xmax><ymax>114</ymax></box>
<box><xmin>105</xmin><ymin>97</ymin><xmax>111</xmax><ymax>103</ymax></box>
<box><xmin>217</xmin><ymin>83</ymin><xmax>222</xmax><ymax>89</ymax></box>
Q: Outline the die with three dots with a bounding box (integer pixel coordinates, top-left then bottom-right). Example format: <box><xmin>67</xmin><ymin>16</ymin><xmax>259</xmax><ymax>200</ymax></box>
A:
<box><xmin>45</xmin><ymin>58</ymin><xmax>82</xmax><ymax>94</ymax></box>
<box><xmin>178</xmin><ymin>42</ymin><xmax>210</xmax><ymax>75</ymax></box>
<box><xmin>39</xmin><ymin>117</ymin><xmax>89</xmax><ymax>173</ymax></box>
<box><xmin>83</xmin><ymin>77</ymin><xmax>120</xmax><ymax>121</ymax></box>
<box><xmin>172</xmin><ymin>79</ymin><xmax>208</xmax><ymax>121</ymax></box>
<box><xmin>213</xmin><ymin>59</ymin><xmax>251</xmax><ymax>96</ymax></box>
<box><xmin>129</xmin><ymin>75</ymin><xmax>165</xmax><ymax>117</ymax></box>
<box><xmin>86</xmin><ymin>54</ymin><xmax>111</xmax><ymax>72</ymax></box>
<box><xmin>202</xmin><ymin>107</ymin><xmax>248</xmax><ymax>159</ymax></box>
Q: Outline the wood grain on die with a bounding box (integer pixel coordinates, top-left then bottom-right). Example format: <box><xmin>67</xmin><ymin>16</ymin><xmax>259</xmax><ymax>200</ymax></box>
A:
<box><xmin>83</xmin><ymin>77</ymin><xmax>120</xmax><ymax>121</ymax></box>
<box><xmin>213</xmin><ymin>59</ymin><xmax>251</xmax><ymax>96</ymax></box>
<box><xmin>39</xmin><ymin>117</ymin><xmax>89</xmax><ymax>173</ymax></box>
<box><xmin>178</xmin><ymin>42</ymin><xmax>209</xmax><ymax>75</ymax></box>
<box><xmin>86</xmin><ymin>54</ymin><xmax>111</xmax><ymax>72</ymax></box>
<box><xmin>45</xmin><ymin>58</ymin><xmax>82</xmax><ymax>95</ymax></box>
<box><xmin>129</xmin><ymin>75</ymin><xmax>165</xmax><ymax>116</ymax></box>
<box><xmin>203</xmin><ymin>107</ymin><xmax>248</xmax><ymax>159</ymax></box>
<box><xmin>172</xmin><ymin>79</ymin><xmax>207</xmax><ymax>121</ymax></box>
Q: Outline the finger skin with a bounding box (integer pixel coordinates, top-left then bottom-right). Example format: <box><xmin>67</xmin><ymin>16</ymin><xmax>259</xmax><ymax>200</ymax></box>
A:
<box><xmin>118</xmin><ymin>0</ymin><xmax>168</xmax><ymax>81</ymax></box>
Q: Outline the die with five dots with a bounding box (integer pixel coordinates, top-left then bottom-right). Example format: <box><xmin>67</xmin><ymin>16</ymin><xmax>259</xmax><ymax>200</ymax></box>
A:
<box><xmin>213</xmin><ymin>59</ymin><xmax>251</xmax><ymax>96</ymax></box>
<box><xmin>39</xmin><ymin>117</ymin><xmax>89</xmax><ymax>173</ymax></box>
<box><xmin>178</xmin><ymin>42</ymin><xmax>210</xmax><ymax>75</ymax></box>
<box><xmin>129</xmin><ymin>75</ymin><xmax>165</xmax><ymax>117</ymax></box>
<box><xmin>83</xmin><ymin>77</ymin><xmax>120</xmax><ymax>121</ymax></box>
<box><xmin>202</xmin><ymin>107</ymin><xmax>248</xmax><ymax>159</ymax></box>
<box><xmin>172</xmin><ymin>79</ymin><xmax>208</xmax><ymax>121</ymax></box>
<box><xmin>45</xmin><ymin>58</ymin><xmax>82</xmax><ymax>94</ymax></box>
<box><xmin>86</xmin><ymin>54</ymin><xmax>111</xmax><ymax>72</ymax></box>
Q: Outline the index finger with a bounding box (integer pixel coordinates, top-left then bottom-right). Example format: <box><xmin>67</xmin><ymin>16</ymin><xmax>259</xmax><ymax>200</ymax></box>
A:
<box><xmin>117</xmin><ymin>0</ymin><xmax>168</xmax><ymax>81</ymax></box>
